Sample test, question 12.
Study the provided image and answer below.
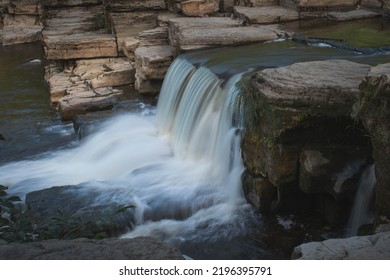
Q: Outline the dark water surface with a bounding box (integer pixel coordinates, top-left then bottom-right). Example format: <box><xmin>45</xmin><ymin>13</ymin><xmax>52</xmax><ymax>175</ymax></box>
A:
<box><xmin>0</xmin><ymin>43</ymin><xmax>77</xmax><ymax>163</ymax></box>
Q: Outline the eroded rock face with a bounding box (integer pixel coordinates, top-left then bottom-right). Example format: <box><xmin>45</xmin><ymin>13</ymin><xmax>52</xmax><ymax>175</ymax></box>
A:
<box><xmin>241</xmin><ymin>60</ymin><xmax>372</xmax><ymax>224</ymax></box>
<box><xmin>234</xmin><ymin>6</ymin><xmax>299</xmax><ymax>24</ymax></box>
<box><xmin>355</xmin><ymin>63</ymin><xmax>390</xmax><ymax>219</ymax></box>
<box><xmin>0</xmin><ymin>237</ymin><xmax>184</xmax><ymax>260</ymax></box>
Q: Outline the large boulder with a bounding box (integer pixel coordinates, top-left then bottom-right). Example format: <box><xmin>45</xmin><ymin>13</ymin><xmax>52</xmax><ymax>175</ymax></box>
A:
<box><xmin>354</xmin><ymin>63</ymin><xmax>390</xmax><ymax>219</ymax></box>
<box><xmin>241</xmin><ymin>60</ymin><xmax>372</xmax><ymax>224</ymax></box>
<box><xmin>0</xmin><ymin>237</ymin><xmax>184</xmax><ymax>259</ymax></box>
<box><xmin>168</xmin><ymin>17</ymin><xmax>287</xmax><ymax>56</ymax></box>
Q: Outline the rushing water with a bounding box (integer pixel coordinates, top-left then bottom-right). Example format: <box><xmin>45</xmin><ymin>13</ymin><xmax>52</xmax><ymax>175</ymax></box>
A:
<box><xmin>1</xmin><ymin>37</ymin><xmax>390</xmax><ymax>258</ymax></box>
<box><xmin>346</xmin><ymin>165</ymin><xmax>376</xmax><ymax>237</ymax></box>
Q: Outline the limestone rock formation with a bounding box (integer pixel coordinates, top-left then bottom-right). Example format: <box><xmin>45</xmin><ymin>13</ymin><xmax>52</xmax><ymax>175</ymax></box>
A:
<box><xmin>168</xmin><ymin>17</ymin><xmax>287</xmax><ymax>56</ymax></box>
<box><xmin>181</xmin><ymin>0</ymin><xmax>219</xmax><ymax>17</ymax></box>
<box><xmin>355</xmin><ymin>63</ymin><xmax>390</xmax><ymax>219</ymax></box>
<box><xmin>0</xmin><ymin>237</ymin><xmax>184</xmax><ymax>260</ymax></box>
<box><xmin>1</xmin><ymin>0</ymin><xmax>43</xmax><ymax>45</ymax></box>
<box><xmin>242</xmin><ymin>60</ymin><xmax>372</xmax><ymax>224</ymax></box>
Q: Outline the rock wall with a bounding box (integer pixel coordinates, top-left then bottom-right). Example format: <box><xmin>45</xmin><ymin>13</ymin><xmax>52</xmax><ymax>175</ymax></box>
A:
<box><xmin>241</xmin><ymin>60</ymin><xmax>373</xmax><ymax>225</ymax></box>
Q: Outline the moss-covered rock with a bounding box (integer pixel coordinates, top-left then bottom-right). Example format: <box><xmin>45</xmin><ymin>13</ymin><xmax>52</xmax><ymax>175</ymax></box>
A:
<box><xmin>240</xmin><ymin>60</ymin><xmax>372</xmax><ymax>224</ymax></box>
<box><xmin>355</xmin><ymin>63</ymin><xmax>390</xmax><ymax>219</ymax></box>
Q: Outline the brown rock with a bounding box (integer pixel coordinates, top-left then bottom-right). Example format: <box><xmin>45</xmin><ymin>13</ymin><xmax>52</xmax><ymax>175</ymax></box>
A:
<box><xmin>57</xmin><ymin>87</ymin><xmax>124</xmax><ymax>120</ymax></box>
<box><xmin>181</xmin><ymin>0</ymin><xmax>219</xmax><ymax>17</ymax></box>
<box><xmin>43</xmin><ymin>32</ymin><xmax>118</xmax><ymax>60</ymax></box>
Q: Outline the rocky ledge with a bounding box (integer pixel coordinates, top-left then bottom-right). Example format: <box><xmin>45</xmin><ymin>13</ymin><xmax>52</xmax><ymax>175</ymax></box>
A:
<box><xmin>242</xmin><ymin>60</ymin><xmax>373</xmax><ymax>225</ymax></box>
<box><xmin>0</xmin><ymin>236</ymin><xmax>184</xmax><ymax>260</ymax></box>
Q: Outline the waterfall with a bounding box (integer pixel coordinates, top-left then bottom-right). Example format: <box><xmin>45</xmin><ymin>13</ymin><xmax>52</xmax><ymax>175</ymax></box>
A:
<box><xmin>346</xmin><ymin>164</ymin><xmax>376</xmax><ymax>237</ymax></box>
<box><xmin>0</xmin><ymin>54</ymin><xmax>259</xmax><ymax>257</ymax></box>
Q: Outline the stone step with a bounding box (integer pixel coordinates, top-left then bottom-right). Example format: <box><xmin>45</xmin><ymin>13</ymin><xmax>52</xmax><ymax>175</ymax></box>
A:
<box><xmin>108</xmin><ymin>11</ymin><xmax>158</xmax><ymax>54</ymax></box>
<box><xmin>42</xmin><ymin>5</ymin><xmax>117</xmax><ymax>60</ymax></box>
<box><xmin>134</xmin><ymin>45</ymin><xmax>173</xmax><ymax>94</ymax></box>
<box><xmin>327</xmin><ymin>9</ymin><xmax>381</xmax><ymax>21</ymax></box>
<box><xmin>138</xmin><ymin>27</ymin><xmax>169</xmax><ymax>46</ymax></box>
<box><xmin>171</xmin><ymin>24</ymin><xmax>287</xmax><ymax>54</ymax></box>
<box><xmin>43</xmin><ymin>32</ymin><xmax>118</xmax><ymax>60</ymax></box>
<box><xmin>234</xmin><ymin>6</ymin><xmax>300</xmax><ymax>24</ymax></box>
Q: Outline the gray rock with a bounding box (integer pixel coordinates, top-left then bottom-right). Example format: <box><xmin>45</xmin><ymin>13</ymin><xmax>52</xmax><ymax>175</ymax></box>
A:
<box><xmin>292</xmin><ymin>231</ymin><xmax>390</xmax><ymax>259</ymax></box>
<box><xmin>0</xmin><ymin>237</ymin><xmax>184</xmax><ymax>259</ymax></box>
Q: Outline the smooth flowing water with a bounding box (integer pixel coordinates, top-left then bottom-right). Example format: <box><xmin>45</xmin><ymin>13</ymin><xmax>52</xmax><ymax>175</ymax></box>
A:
<box><xmin>346</xmin><ymin>165</ymin><xmax>376</xmax><ymax>237</ymax></box>
<box><xmin>1</xmin><ymin>37</ymin><xmax>390</xmax><ymax>259</ymax></box>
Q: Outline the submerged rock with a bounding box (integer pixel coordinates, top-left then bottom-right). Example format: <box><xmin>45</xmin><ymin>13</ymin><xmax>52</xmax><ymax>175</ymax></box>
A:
<box><xmin>26</xmin><ymin>185</ymin><xmax>135</xmax><ymax>235</ymax></box>
<box><xmin>0</xmin><ymin>237</ymin><xmax>184</xmax><ymax>260</ymax></box>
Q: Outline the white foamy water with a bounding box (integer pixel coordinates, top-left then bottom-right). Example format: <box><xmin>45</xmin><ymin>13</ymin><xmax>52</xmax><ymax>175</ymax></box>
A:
<box><xmin>0</xmin><ymin>57</ymin><xmax>256</xmax><ymax>252</ymax></box>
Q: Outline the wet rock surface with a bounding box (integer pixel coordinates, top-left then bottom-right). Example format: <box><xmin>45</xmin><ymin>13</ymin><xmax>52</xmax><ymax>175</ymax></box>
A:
<box><xmin>0</xmin><ymin>237</ymin><xmax>185</xmax><ymax>260</ymax></box>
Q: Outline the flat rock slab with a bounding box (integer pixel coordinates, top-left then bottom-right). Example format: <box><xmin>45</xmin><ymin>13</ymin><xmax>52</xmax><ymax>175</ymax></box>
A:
<box><xmin>327</xmin><ymin>9</ymin><xmax>381</xmax><ymax>21</ymax></box>
<box><xmin>0</xmin><ymin>237</ymin><xmax>184</xmax><ymax>260</ymax></box>
<box><xmin>176</xmin><ymin>25</ymin><xmax>283</xmax><ymax>50</ymax></box>
<box><xmin>292</xmin><ymin>231</ymin><xmax>390</xmax><ymax>259</ymax></box>
<box><xmin>1</xmin><ymin>25</ymin><xmax>42</xmax><ymax>45</ymax></box>
<box><xmin>253</xmin><ymin>60</ymin><xmax>371</xmax><ymax>112</ymax></box>
<box><xmin>43</xmin><ymin>32</ymin><xmax>118</xmax><ymax>60</ymax></box>
<box><xmin>234</xmin><ymin>6</ymin><xmax>299</xmax><ymax>24</ymax></box>
<box><xmin>169</xmin><ymin>17</ymin><xmax>289</xmax><ymax>54</ymax></box>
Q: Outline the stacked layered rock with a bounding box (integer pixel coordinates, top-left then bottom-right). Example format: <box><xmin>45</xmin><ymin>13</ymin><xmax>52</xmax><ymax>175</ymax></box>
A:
<box><xmin>133</xmin><ymin>28</ymin><xmax>173</xmax><ymax>94</ymax></box>
<box><xmin>1</xmin><ymin>0</ymin><xmax>43</xmax><ymax>45</ymax></box>
<box><xmin>241</xmin><ymin>60</ymin><xmax>372</xmax><ymax>225</ymax></box>
<box><xmin>354</xmin><ymin>63</ymin><xmax>390</xmax><ymax>219</ymax></box>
